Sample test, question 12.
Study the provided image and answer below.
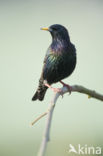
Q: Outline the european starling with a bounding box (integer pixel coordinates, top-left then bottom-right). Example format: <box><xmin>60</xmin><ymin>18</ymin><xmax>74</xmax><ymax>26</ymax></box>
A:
<box><xmin>32</xmin><ymin>24</ymin><xmax>76</xmax><ymax>101</ymax></box>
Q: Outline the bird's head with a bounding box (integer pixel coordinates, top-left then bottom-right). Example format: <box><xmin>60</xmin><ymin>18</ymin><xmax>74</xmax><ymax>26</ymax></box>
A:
<box><xmin>41</xmin><ymin>24</ymin><xmax>70</xmax><ymax>41</ymax></box>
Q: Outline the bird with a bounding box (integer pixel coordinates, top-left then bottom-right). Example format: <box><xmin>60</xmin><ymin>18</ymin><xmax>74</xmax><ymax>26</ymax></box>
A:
<box><xmin>32</xmin><ymin>24</ymin><xmax>76</xmax><ymax>101</ymax></box>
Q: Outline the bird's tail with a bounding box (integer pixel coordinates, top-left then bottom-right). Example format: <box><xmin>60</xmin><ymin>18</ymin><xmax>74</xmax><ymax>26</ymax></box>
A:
<box><xmin>32</xmin><ymin>78</ymin><xmax>48</xmax><ymax>101</ymax></box>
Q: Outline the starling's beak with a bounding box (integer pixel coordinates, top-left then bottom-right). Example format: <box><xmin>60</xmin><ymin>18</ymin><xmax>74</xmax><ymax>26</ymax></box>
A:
<box><xmin>41</xmin><ymin>27</ymin><xmax>49</xmax><ymax>31</ymax></box>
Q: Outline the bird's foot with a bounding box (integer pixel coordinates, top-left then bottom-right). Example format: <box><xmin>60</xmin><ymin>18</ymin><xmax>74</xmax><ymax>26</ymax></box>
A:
<box><xmin>44</xmin><ymin>81</ymin><xmax>64</xmax><ymax>97</ymax></box>
<box><xmin>60</xmin><ymin>81</ymin><xmax>72</xmax><ymax>94</ymax></box>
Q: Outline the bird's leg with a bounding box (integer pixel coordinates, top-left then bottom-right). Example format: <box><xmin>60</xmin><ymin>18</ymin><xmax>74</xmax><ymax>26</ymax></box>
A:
<box><xmin>44</xmin><ymin>80</ymin><xmax>63</xmax><ymax>94</ymax></box>
<box><xmin>60</xmin><ymin>80</ymin><xmax>72</xmax><ymax>94</ymax></box>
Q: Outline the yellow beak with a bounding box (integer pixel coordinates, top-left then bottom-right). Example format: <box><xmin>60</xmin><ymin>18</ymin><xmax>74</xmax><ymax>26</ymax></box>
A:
<box><xmin>41</xmin><ymin>27</ymin><xmax>49</xmax><ymax>31</ymax></box>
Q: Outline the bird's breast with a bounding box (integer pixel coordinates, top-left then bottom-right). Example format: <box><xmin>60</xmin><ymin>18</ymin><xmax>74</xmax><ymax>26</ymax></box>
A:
<box><xmin>43</xmin><ymin>41</ymin><xmax>76</xmax><ymax>84</ymax></box>
<box><xmin>51</xmin><ymin>40</ymin><xmax>65</xmax><ymax>54</ymax></box>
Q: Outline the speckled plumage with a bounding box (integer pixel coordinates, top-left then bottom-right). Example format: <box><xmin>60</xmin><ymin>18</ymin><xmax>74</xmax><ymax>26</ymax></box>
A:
<box><xmin>32</xmin><ymin>24</ymin><xmax>76</xmax><ymax>101</ymax></box>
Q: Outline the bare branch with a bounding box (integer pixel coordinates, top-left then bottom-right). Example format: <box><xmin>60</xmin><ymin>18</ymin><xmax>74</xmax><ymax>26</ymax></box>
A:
<box><xmin>34</xmin><ymin>84</ymin><xmax>103</xmax><ymax>156</ymax></box>
<box><xmin>37</xmin><ymin>92</ymin><xmax>60</xmax><ymax>156</ymax></box>
<box><xmin>71</xmin><ymin>85</ymin><xmax>103</xmax><ymax>101</ymax></box>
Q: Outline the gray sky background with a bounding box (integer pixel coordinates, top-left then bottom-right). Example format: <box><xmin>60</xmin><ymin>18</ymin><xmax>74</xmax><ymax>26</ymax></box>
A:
<box><xmin>0</xmin><ymin>0</ymin><xmax>103</xmax><ymax>156</ymax></box>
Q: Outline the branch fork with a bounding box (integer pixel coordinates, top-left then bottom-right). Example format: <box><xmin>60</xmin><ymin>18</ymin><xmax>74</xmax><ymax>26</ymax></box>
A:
<box><xmin>31</xmin><ymin>84</ymin><xmax>103</xmax><ymax>156</ymax></box>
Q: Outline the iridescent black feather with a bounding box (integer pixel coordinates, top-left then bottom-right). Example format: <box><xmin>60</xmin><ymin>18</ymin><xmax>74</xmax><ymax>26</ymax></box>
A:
<box><xmin>32</xmin><ymin>24</ymin><xmax>76</xmax><ymax>101</ymax></box>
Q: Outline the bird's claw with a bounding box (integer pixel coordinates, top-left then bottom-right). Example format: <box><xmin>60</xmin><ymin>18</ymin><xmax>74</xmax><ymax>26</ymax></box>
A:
<box><xmin>60</xmin><ymin>81</ymin><xmax>72</xmax><ymax>95</ymax></box>
<box><xmin>51</xmin><ymin>88</ymin><xmax>64</xmax><ymax>97</ymax></box>
<box><xmin>51</xmin><ymin>87</ymin><xmax>61</xmax><ymax>93</ymax></box>
<box><xmin>68</xmin><ymin>87</ymin><xmax>72</xmax><ymax>95</ymax></box>
<box><xmin>44</xmin><ymin>82</ymin><xmax>64</xmax><ymax>97</ymax></box>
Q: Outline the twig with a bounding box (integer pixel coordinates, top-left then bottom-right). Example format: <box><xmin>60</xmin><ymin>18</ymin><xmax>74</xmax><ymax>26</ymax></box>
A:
<box><xmin>32</xmin><ymin>84</ymin><xmax>103</xmax><ymax>156</ymax></box>
<box><xmin>71</xmin><ymin>85</ymin><xmax>103</xmax><ymax>101</ymax></box>
<box><xmin>31</xmin><ymin>112</ymin><xmax>48</xmax><ymax>125</ymax></box>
